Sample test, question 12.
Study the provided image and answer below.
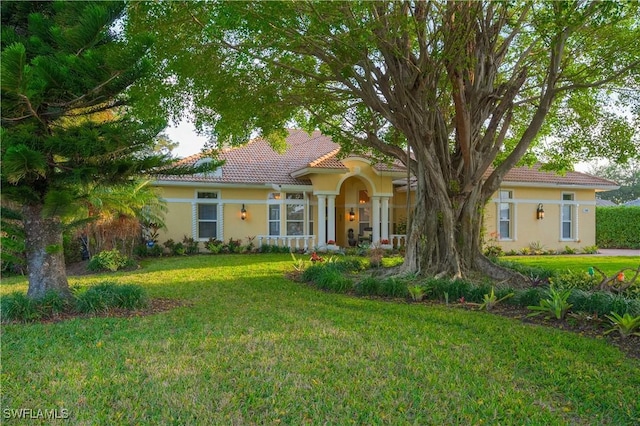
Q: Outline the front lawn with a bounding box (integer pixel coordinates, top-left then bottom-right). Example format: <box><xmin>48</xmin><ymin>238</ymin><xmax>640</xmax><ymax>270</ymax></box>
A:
<box><xmin>507</xmin><ymin>255</ymin><xmax>639</xmax><ymax>276</ymax></box>
<box><xmin>2</xmin><ymin>254</ymin><xmax>639</xmax><ymax>424</ymax></box>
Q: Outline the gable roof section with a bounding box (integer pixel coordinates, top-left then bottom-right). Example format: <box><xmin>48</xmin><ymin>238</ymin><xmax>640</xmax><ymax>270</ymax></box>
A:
<box><xmin>496</xmin><ymin>164</ymin><xmax>618</xmax><ymax>190</ymax></box>
<box><xmin>159</xmin><ymin>129</ymin><xmax>340</xmax><ymax>185</ymax></box>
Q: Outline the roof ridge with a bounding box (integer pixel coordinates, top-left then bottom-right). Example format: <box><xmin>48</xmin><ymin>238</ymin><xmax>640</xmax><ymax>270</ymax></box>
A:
<box><xmin>308</xmin><ymin>148</ymin><xmax>341</xmax><ymax>167</ymax></box>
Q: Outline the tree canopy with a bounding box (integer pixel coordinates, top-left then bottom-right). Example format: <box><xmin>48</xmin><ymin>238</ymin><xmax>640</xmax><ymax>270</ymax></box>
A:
<box><xmin>130</xmin><ymin>1</ymin><xmax>640</xmax><ymax>278</ymax></box>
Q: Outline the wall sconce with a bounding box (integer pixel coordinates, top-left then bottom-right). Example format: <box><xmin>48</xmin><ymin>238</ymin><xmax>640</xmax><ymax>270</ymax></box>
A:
<box><xmin>241</xmin><ymin>204</ymin><xmax>247</xmax><ymax>220</ymax></box>
<box><xmin>536</xmin><ymin>203</ymin><xmax>545</xmax><ymax>220</ymax></box>
<box><xmin>349</xmin><ymin>208</ymin><xmax>355</xmax><ymax>222</ymax></box>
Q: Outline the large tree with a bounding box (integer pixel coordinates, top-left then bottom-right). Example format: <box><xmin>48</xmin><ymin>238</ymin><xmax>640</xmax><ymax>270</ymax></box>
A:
<box><xmin>0</xmin><ymin>1</ymin><xmax>197</xmax><ymax>298</ymax></box>
<box><xmin>131</xmin><ymin>1</ymin><xmax>639</xmax><ymax>279</ymax></box>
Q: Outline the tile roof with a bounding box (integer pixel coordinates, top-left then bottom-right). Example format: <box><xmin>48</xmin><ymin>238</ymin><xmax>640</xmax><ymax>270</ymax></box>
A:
<box><xmin>160</xmin><ymin>129</ymin><xmax>340</xmax><ymax>185</ymax></box>
<box><xmin>496</xmin><ymin>164</ymin><xmax>618</xmax><ymax>188</ymax></box>
<box><xmin>157</xmin><ymin>130</ymin><xmax>616</xmax><ymax>190</ymax></box>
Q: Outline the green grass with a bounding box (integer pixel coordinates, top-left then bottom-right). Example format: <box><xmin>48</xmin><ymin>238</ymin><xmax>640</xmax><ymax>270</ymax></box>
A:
<box><xmin>506</xmin><ymin>255</ymin><xmax>639</xmax><ymax>276</ymax></box>
<box><xmin>2</xmin><ymin>254</ymin><xmax>639</xmax><ymax>425</ymax></box>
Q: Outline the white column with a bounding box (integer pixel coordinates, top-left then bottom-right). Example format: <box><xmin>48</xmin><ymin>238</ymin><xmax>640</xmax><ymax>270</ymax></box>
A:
<box><xmin>372</xmin><ymin>196</ymin><xmax>381</xmax><ymax>243</ymax></box>
<box><xmin>327</xmin><ymin>195</ymin><xmax>336</xmax><ymax>243</ymax></box>
<box><xmin>317</xmin><ymin>195</ymin><xmax>326</xmax><ymax>247</ymax></box>
<box><xmin>381</xmin><ymin>197</ymin><xmax>389</xmax><ymax>241</ymax></box>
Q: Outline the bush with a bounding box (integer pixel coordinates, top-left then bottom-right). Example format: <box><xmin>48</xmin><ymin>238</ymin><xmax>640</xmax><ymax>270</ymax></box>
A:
<box><xmin>354</xmin><ymin>277</ymin><xmax>380</xmax><ymax>296</ymax></box>
<box><xmin>87</xmin><ymin>249</ymin><xmax>134</xmax><ymax>272</ymax></box>
<box><xmin>377</xmin><ymin>277</ymin><xmax>408</xmax><ymax>298</ymax></box>
<box><xmin>569</xmin><ymin>290</ymin><xmax>640</xmax><ymax>317</ymax></box>
<box><xmin>74</xmin><ymin>282</ymin><xmax>147</xmax><ymax>314</ymax></box>
<box><xmin>313</xmin><ymin>266</ymin><xmax>352</xmax><ymax>293</ymax></box>
<box><xmin>512</xmin><ymin>287</ymin><xmax>544</xmax><ymax>307</ymax></box>
<box><xmin>596</xmin><ymin>206</ymin><xmax>640</xmax><ymax>249</ymax></box>
<box><xmin>551</xmin><ymin>270</ymin><xmax>599</xmax><ymax>291</ymax></box>
<box><xmin>1</xmin><ymin>289</ymin><xmax>71</xmax><ymax>323</ymax></box>
<box><xmin>1</xmin><ymin>292</ymin><xmax>39</xmax><ymax>322</ymax></box>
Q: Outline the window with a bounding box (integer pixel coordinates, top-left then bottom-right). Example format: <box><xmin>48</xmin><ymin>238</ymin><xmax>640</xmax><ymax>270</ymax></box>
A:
<box><xmin>358</xmin><ymin>190</ymin><xmax>370</xmax><ymax>235</ymax></box>
<box><xmin>268</xmin><ymin>205</ymin><xmax>280</xmax><ymax>236</ymax></box>
<box><xmin>561</xmin><ymin>193</ymin><xmax>574</xmax><ymax>239</ymax></box>
<box><xmin>196</xmin><ymin>192</ymin><xmax>219</xmax><ymax>239</ymax></box>
<box><xmin>286</xmin><ymin>193</ymin><xmax>304</xmax><ymax>235</ymax></box>
<box><xmin>498</xmin><ymin>190</ymin><xmax>513</xmax><ymax>240</ymax></box>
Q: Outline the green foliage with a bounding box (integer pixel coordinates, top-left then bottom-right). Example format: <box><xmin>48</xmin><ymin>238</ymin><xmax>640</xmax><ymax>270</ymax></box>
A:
<box><xmin>87</xmin><ymin>249</ymin><xmax>134</xmax><ymax>272</ymax></box>
<box><xmin>377</xmin><ymin>277</ymin><xmax>408</xmax><ymax>298</ymax></box>
<box><xmin>408</xmin><ymin>284</ymin><xmax>427</xmax><ymax>302</ymax></box>
<box><xmin>182</xmin><ymin>235</ymin><xmax>200</xmax><ymax>255</ymax></box>
<box><xmin>74</xmin><ymin>282</ymin><xmax>147</xmax><ymax>314</ymax></box>
<box><xmin>205</xmin><ymin>239</ymin><xmax>224</xmax><ymax>254</ymax></box>
<box><xmin>596</xmin><ymin>206</ymin><xmax>640</xmax><ymax>249</ymax></box>
<box><xmin>479</xmin><ymin>287</ymin><xmax>514</xmax><ymax>311</ymax></box>
<box><xmin>0</xmin><ymin>290</ymin><xmax>69</xmax><ymax>323</ymax></box>
<box><xmin>528</xmin><ymin>287</ymin><xmax>573</xmax><ymax>320</ymax></box>
<box><xmin>1</xmin><ymin>292</ymin><xmax>38</xmax><ymax>322</ymax></box>
<box><xmin>513</xmin><ymin>288</ymin><xmax>545</xmax><ymax>307</ymax></box>
<box><xmin>604</xmin><ymin>312</ymin><xmax>640</xmax><ymax>338</ymax></box>
<box><xmin>354</xmin><ymin>277</ymin><xmax>380</xmax><ymax>296</ymax></box>
<box><xmin>313</xmin><ymin>266</ymin><xmax>352</xmax><ymax>293</ymax></box>
<box><xmin>551</xmin><ymin>270</ymin><xmax>599</xmax><ymax>291</ymax></box>
<box><xmin>568</xmin><ymin>290</ymin><xmax>640</xmax><ymax>317</ymax></box>
<box><xmin>581</xmin><ymin>245</ymin><xmax>599</xmax><ymax>254</ymax></box>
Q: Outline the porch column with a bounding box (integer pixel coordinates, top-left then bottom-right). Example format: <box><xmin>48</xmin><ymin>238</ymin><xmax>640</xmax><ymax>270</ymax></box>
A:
<box><xmin>372</xmin><ymin>196</ymin><xmax>381</xmax><ymax>243</ymax></box>
<box><xmin>317</xmin><ymin>195</ymin><xmax>326</xmax><ymax>247</ymax></box>
<box><xmin>381</xmin><ymin>196</ymin><xmax>389</xmax><ymax>241</ymax></box>
<box><xmin>327</xmin><ymin>195</ymin><xmax>336</xmax><ymax>243</ymax></box>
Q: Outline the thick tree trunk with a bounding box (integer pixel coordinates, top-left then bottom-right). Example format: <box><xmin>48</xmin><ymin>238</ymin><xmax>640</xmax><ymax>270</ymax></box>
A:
<box><xmin>401</xmin><ymin>162</ymin><xmax>524</xmax><ymax>285</ymax></box>
<box><xmin>22</xmin><ymin>204</ymin><xmax>71</xmax><ymax>299</ymax></box>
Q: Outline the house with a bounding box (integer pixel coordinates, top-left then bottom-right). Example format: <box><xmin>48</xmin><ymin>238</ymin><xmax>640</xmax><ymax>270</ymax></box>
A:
<box><xmin>153</xmin><ymin>129</ymin><xmax>618</xmax><ymax>252</ymax></box>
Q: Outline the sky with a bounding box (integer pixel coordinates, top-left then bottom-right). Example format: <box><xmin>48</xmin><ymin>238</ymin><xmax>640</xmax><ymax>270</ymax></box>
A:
<box><xmin>164</xmin><ymin>120</ymin><xmax>209</xmax><ymax>158</ymax></box>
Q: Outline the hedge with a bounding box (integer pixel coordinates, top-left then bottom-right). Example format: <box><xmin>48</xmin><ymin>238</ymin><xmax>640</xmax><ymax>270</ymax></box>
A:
<box><xmin>596</xmin><ymin>206</ymin><xmax>640</xmax><ymax>249</ymax></box>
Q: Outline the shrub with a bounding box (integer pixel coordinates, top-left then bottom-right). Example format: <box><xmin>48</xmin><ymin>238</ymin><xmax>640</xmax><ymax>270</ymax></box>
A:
<box><xmin>604</xmin><ymin>312</ymin><xmax>640</xmax><ymax>338</ymax></box>
<box><xmin>528</xmin><ymin>287</ymin><xmax>573</xmax><ymax>320</ymax></box>
<box><xmin>551</xmin><ymin>270</ymin><xmax>599</xmax><ymax>291</ymax></box>
<box><xmin>597</xmin><ymin>206</ymin><xmax>640</xmax><ymax>249</ymax></box>
<box><xmin>87</xmin><ymin>249</ymin><xmax>134</xmax><ymax>272</ymax></box>
<box><xmin>378</xmin><ymin>277</ymin><xmax>408</xmax><ymax>298</ymax></box>
<box><xmin>354</xmin><ymin>277</ymin><xmax>380</xmax><ymax>296</ymax></box>
<box><xmin>37</xmin><ymin>290</ymin><xmax>68</xmax><ymax>317</ymax></box>
<box><xmin>568</xmin><ymin>290</ymin><xmax>640</xmax><ymax>317</ymax></box>
<box><xmin>182</xmin><ymin>235</ymin><xmax>200</xmax><ymax>254</ymax></box>
<box><xmin>512</xmin><ymin>287</ymin><xmax>544</xmax><ymax>307</ymax></box>
<box><xmin>74</xmin><ymin>282</ymin><xmax>147</xmax><ymax>314</ymax></box>
<box><xmin>314</xmin><ymin>266</ymin><xmax>352</xmax><ymax>293</ymax></box>
<box><xmin>581</xmin><ymin>245</ymin><xmax>599</xmax><ymax>254</ymax></box>
<box><xmin>1</xmin><ymin>292</ymin><xmax>39</xmax><ymax>322</ymax></box>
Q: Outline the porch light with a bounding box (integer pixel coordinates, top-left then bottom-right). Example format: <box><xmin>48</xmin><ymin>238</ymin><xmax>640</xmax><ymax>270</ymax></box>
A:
<box><xmin>241</xmin><ymin>204</ymin><xmax>247</xmax><ymax>220</ymax></box>
<box><xmin>349</xmin><ymin>208</ymin><xmax>355</xmax><ymax>222</ymax></box>
<box><xmin>536</xmin><ymin>203</ymin><xmax>545</xmax><ymax>220</ymax></box>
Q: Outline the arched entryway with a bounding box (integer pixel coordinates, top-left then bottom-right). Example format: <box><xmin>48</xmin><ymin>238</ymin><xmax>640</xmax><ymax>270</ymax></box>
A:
<box><xmin>315</xmin><ymin>171</ymin><xmax>392</xmax><ymax>248</ymax></box>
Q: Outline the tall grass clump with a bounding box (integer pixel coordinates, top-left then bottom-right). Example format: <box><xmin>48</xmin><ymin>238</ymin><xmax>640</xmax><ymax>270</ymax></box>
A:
<box><xmin>569</xmin><ymin>290</ymin><xmax>640</xmax><ymax>317</ymax></box>
<box><xmin>75</xmin><ymin>282</ymin><xmax>147</xmax><ymax>314</ymax></box>
<box><xmin>1</xmin><ymin>290</ymin><xmax>70</xmax><ymax>323</ymax></box>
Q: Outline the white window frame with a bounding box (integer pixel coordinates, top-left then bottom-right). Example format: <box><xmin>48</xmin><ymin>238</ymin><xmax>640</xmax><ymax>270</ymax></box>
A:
<box><xmin>497</xmin><ymin>190</ymin><xmax>515</xmax><ymax>241</ymax></box>
<box><xmin>194</xmin><ymin>191</ymin><xmax>220</xmax><ymax>241</ymax></box>
<box><xmin>560</xmin><ymin>192</ymin><xmax>575</xmax><ymax>241</ymax></box>
<box><xmin>285</xmin><ymin>192</ymin><xmax>305</xmax><ymax>236</ymax></box>
<box><xmin>267</xmin><ymin>193</ymin><xmax>281</xmax><ymax>236</ymax></box>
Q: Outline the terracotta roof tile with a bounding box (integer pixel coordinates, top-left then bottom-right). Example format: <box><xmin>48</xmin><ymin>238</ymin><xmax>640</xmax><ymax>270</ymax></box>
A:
<box><xmin>159</xmin><ymin>130</ymin><xmax>616</xmax><ymax>190</ymax></box>
<box><xmin>496</xmin><ymin>164</ymin><xmax>618</xmax><ymax>188</ymax></box>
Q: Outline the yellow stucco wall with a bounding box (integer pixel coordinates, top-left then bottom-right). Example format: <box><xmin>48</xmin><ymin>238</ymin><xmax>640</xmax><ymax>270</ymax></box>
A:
<box><xmin>155</xmin><ymin>169</ymin><xmax>598</xmax><ymax>253</ymax></box>
<box><xmin>484</xmin><ymin>187</ymin><xmax>596</xmax><ymax>252</ymax></box>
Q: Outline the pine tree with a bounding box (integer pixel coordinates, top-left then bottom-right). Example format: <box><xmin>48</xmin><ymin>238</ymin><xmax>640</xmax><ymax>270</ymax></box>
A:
<box><xmin>1</xmin><ymin>1</ymin><xmax>174</xmax><ymax>298</ymax></box>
